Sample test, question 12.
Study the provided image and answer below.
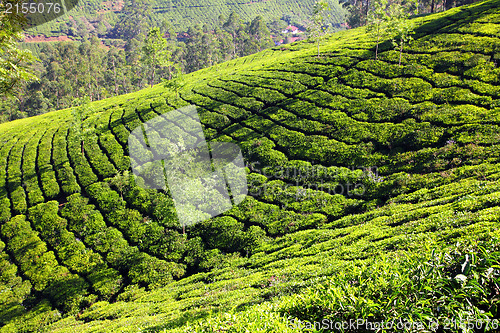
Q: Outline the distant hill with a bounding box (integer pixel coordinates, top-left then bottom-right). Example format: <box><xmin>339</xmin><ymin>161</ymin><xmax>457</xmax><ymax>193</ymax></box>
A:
<box><xmin>1</xmin><ymin>0</ymin><xmax>500</xmax><ymax>331</ymax></box>
<box><xmin>25</xmin><ymin>0</ymin><xmax>346</xmax><ymax>38</ymax></box>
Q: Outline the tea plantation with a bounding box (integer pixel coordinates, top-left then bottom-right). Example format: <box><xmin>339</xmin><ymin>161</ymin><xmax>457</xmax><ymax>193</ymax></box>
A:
<box><xmin>1</xmin><ymin>0</ymin><xmax>500</xmax><ymax>331</ymax></box>
<box><xmin>25</xmin><ymin>0</ymin><xmax>344</xmax><ymax>39</ymax></box>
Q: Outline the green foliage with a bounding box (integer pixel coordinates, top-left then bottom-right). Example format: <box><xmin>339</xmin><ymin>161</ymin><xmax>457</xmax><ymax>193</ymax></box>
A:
<box><xmin>86</xmin><ymin>182</ymin><xmax>125</xmax><ymax>213</ymax></box>
<box><xmin>142</xmin><ymin>27</ymin><xmax>174</xmax><ymax>87</ymax></box>
<box><xmin>0</xmin><ymin>240</ymin><xmax>31</xmax><ymax>325</ymax></box>
<box><xmin>113</xmin><ymin>0</ymin><xmax>154</xmax><ymax>40</ymax></box>
<box><xmin>108</xmin><ymin>170</ymin><xmax>131</xmax><ymax>199</ymax></box>
<box><xmin>99</xmin><ymin>131</ymin><xmax>130</xmax><ymax>171</ymax></box>
<box><xmin>308</xmin><ymin>0</ymin><xmax>332</xmax><ymax>57</ymax></box>
<box><xmin>388</xmin><ymin>0</ymin><xmax>418</xmax><ymax>66</ymax></box>
<box><xmin>0</xmin><ymin>20</ymin><xmax>38</xmax><ymax>100</ymax></box>
<box><xmin>38</xmin><ymin>128</ymin><xmax>60</xmax><ymax>199</ymax></box>
<box><xmin>0</xmin><ymin>0</ymin><xmax>500</xmax><ymax>330</ymax></box>
<box><xmin>1</xmin><ymin>215</ymin><xmax>89</xmax><ymax>313</ymax></box>
<box><xmin>2</xmin><ymin>6</ymin><xmax>339</xmax><ymax>123</ymax></box>
<box><xmin>366</xmin><ymin>0</ymin><xmax>390</xmax><ymax>59</ymax></box>
<box><xmin>52</xmin><ymin>127</ymin><xmax>81</xmax><ymax>194</ymax></box>
<box><xmin>280</xmin><ymin>241</ymin><xmax>500</xmax><ymax>331</ymax></box>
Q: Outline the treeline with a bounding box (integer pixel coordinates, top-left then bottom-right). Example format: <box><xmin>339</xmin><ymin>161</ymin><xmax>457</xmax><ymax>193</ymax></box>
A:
<box><xmin>0</xmin><ymin>13</ymin><xmax>288</xmax><ymax>122</ymax></box>
<box><xmin>340</xmin><ymin>0</ymin><xmax>483</xmax><ymax>28</ymax></box>
<box><xmin>334</xmin><ymin>0</ymin><xmax>485</xmax><ymax>70</ymax></box>
<box><xmin>1</xmin><ymin>0</ymin><xmax>483</xmax><ymax>123</ymax></box>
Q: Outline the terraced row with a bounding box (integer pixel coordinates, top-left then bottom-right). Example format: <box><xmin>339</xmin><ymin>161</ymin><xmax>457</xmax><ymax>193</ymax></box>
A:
<box><xmin>1</xmin><ymin>0</ymin><xmax>500</xmax><ymax>330</ymax></box>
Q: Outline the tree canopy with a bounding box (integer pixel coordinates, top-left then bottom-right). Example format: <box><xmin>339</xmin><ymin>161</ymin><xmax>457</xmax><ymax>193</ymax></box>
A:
<box><xmin>0</xmin><ymin>3</ymin><xmax>38</xmax><ymax>100</ymax></box>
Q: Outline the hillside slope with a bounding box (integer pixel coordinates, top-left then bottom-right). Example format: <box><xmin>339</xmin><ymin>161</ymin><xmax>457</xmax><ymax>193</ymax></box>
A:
<box><xmin>1</xmin><ymin>0</ymin><xmax>500</xmax><ymax>331</ymax></box>
<box><xmin>26</xmin><ymin>0</ymin><xmax>345</xmax><ymax>38</ymax></box>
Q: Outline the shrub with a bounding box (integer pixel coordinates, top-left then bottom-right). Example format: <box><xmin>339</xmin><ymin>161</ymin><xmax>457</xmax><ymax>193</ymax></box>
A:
<box><xmin>0</xmin><ymin>240</ymin><xmax>31</xmax><ymax>325</ymax></box>
<box><xmin>108</xmin><ymin>208</ymin><xmax>146</xmax><ymax>243</ymax></box>
<box><xmin>241</xmin><ymin>137</ymin><xmax>288</xmax><ymax>167</ymax></box>
<box><xmin>67</xmin><ymin>128</ymin><xmax>98</xmax><ymax>187</ymax></box>
<box><xmin>87</xmin><ymin>268</ymin><xmax>122</xmax><ymax>300</ymax></box>
<box><xmin>99</xmin><ymin>131</ymin><xmax>130</xmax><ymax>171</ymax></box>
<box><xmin>128</xmin><ymin>253</ymin><xmax>185</xmax><ymax>288</ymax></box>
<box><xmin>279</xmin><ymin>241</ymin><xmax>500</xmax><ymax>331</ymax></box>
<box><xmin>191</xmin><ymin>216</ymin><xmax>246</xmax><ymax>252</ymax></box>
<box><xmin>28</xmin><ymin>201</ymin><xmax>67</xmax><ymax>240</ymax></box>
<box><xmin>40</xmin><ymin>170</ymin><xmax>60</xmax><ymax>200</ymax></box>
<box><xmin>1</xmin><ymin>215</ymin><xmax>89</xmax><ymax>313</ymax></box>
<box><xmin>86</xmin><ymin>182</ymin><xmax>125</xmax><ymax>213</ymax></box>
<box><xmin>22</xmin><ymin>132</ymin><xmax>45</xmax><ymax>206</ymax></box>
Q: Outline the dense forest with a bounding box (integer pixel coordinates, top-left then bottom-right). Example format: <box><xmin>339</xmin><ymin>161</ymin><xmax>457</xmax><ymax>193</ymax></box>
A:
<box><xmin>25</xmin><ymin>0</ymin><xmax>346</xmax><ymax>38</ymax></box>
<box><xmin>339</xmin><ymin>0</ymin><xmax>480</xmax><ymax>27</ymax></box>
<box><xmin>1</xmin><ymin>12</ymin><xmax>285</xmax><ymax>122</ymax></box>
<box><xmin>1</xmin><ymin>0</ymin><xmax>481</xmax><ymax>123</ymax></box>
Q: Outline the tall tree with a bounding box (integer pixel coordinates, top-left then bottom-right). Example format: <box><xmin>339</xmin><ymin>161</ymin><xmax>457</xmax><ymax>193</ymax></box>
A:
<box><xmin>0</xmin><ymin>2</ymin><xmax>38</xmax><ymax>100</ymax></box>
<box><xmin>214</xmin><ymin>26</ymin><xmax>234</xmax><ymax>63</ymax></box>
<box><xmin>309</xmin><ymin>0</ymin><xmax>332</xmax><ymax>57</ymax></box>
<box><xmin>141</xmin><ymin>27</ymin><xmax>173</xmax><ymax>87</ymax></box>
<box><xmin>201</xmin><ymin>28</ymin><xmax>219</xmax><ymax>68</ymax></box>
<box><xmin>388</xmin><ymin>0</ymin><xmax>418</xmax><ymax>66</ymax></box>
<box><xmin>113</xmin><ymin>0</ymin><xmax>153</xmax><ymax>40</ymax></box>
<box><xmin>79</xmin><ymin>37</ymin><xmax>105</xmax><ymax>101</ymax></box>
<box><xmin>247</xmin><ymin>16</ymin><xmax>273</xmax><ymax>53</ymax></box>
<box><xmin>161</xmin><ymin>20</ymin><xmax>177</xmax><ymax>42</ymax></box>
<box><xmin>105</xmin><ymin>47</ymin><xmax>129</xmax><ymax>96</ymax></box>
<box><xmin>340</xmin><ymin>0</ymin><xmax>371</xmax><ymax>28</ymax></box>
<box><xmin>184</xmin><ymin>25</ymin><xmax>219</xmax><ymax>72</ymax></box>
<box><xmin>223</xmin><ymin>12</ymin><xmax>242</xmax><ymax>58</ymax></box>
<box><xmin>367</xmin><ymin>0</ymin><xmax>389</xmax><ymax>60</ymax></box>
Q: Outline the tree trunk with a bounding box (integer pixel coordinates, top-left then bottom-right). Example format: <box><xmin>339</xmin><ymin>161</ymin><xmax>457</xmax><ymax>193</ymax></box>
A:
<box><xmin>112</xmin><ymin>58</ymin><xmax>119</xmax><ymax>96</ymax></box>
<box><xmin>431</xmin><ymin>0</ymin><xmax>435</xmax><ymax>13</ymax></box>
<box><xmin>232</xmin><ymin>32</ymin><xmax>237</xmax><ymax>58</ymax></box>
<box><xmin>150</xmin><ymin>53</ymin><xmax>156</xmax><ymax>87</ymax></box>
<box><xmin>151</xmin><ymin>68</ymin><xmax>155</xmax><ymax>88</ymax></box>
<box><xmin>88</xmin><ymin>82</ymin><xmax>93</xmax><ymax>101</ymax></box>
<box><xmin>364</xmin><ymin>0</ymin><xmax>370</xmax><ymax>26</ymax></box>
<box><xmin>122</xmin><ymin>77</ymin><xmax>129</xmax><ymax>94</ymax></box>
<box><xmin>18</xmin><ymin>93</ymin><xmax>25</xmax><ymax>114</ymax></box>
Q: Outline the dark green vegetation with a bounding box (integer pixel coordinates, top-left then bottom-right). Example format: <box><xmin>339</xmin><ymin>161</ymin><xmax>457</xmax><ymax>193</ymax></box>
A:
<box><xmin>1</xmin><ymin>14</ymin><xmax>279</xmax><ymax>122</ymax></box>
<box><xmin>1</xmin><ymin>0</ymin><xmax>500</xmax><ymax>331</ymax></box>
<box><xmin>0</xmin><ymin>0</ymin><xmax>38</xmax><ymax>99</ymax></box>
<box><xmin>340</xmin><ymin>0</ymin><xmax>480</xmax><ymax>28</ymax></box>
<box><xmin>3</xmin><ymin>0</ymin><xmax>478</xmax><ymax>124</ymax></box>
<box><xmin>2</xmin><ymin>0</ymin><xmax>347</xmax><ymax>123</ymax></box>
<box><xmin>25</xmin><ymin>0</ymin><xmax>344</xmax><ymax>39</ymax></box>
